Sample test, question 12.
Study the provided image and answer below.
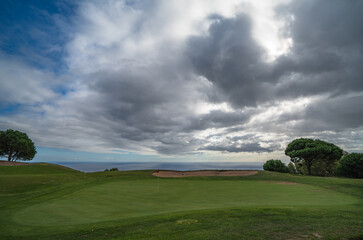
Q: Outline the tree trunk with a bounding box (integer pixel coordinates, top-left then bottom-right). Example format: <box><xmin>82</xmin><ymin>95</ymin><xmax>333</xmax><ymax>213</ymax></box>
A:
<box><xmin>8</xmin><ymin>149</ymin><xmax>13</xmax><ymax>162</ymax></box>
<box><xmin>306</xmin><ymin>160</ymin><xmax>311</xmax><ymax>176</ymax></box>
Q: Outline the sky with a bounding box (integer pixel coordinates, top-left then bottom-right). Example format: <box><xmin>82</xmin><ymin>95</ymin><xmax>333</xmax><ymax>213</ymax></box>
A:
<box><xmin>1</xmin><ymin>0</ymin><xmax>363</xmax><ymax>163</ymax></box>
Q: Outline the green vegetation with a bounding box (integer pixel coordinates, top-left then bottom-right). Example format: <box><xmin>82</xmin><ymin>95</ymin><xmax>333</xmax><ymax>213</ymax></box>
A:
<box><xmin>285</xmin><ymin>138</ymin><xmax>343</xmax><ymax>176</ymax></box>
<box><xmin>337</xmin><ymin>153</ymin><xmax>363</xmax><ymax>178</ymax></box>
<box><xmin>105</xmin><ymin>167</ymin><xmax>119</xmax><ymax>171</ymax></box>
<box><xmin>263</xmin><ymin>159</ymin><xmax>288</xmax><ymax>173</ymax></box>
<box><xmin>0</xmin><ymin>129</ymin><xmax>37</xmax><ymax>162</ymax></box>
<box><xmin>1</xmin><ymin>163</ymin><xmax>363</xmax><ymax>239</ymax></box>
<box><xmin>287</xmin><ymin>162</ymin><xmax>297</xmax><ymax>174</ymax></box>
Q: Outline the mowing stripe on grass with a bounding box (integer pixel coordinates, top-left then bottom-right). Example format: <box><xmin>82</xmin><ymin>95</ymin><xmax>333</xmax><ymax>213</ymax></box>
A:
<box><xmin>13</xmin><ymin>179</ymin><xmax>358</xmax><ymax>226</ymax></box>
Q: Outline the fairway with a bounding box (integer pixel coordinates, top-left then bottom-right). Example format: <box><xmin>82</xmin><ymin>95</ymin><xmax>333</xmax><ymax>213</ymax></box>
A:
<box><xmin>2</xmin><ymin>164</ymin><xmax>363</xmax><ymax>240</ymax></box>
<box><xmin>14</xmin><ymin>179</ymin><xmax>358</xmax><ymax>226</ymax></box>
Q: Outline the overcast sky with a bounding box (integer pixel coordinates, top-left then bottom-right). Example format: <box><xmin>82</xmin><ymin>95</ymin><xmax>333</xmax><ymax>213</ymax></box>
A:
<box><xmin>1</xmin><ymin>0</ymin><xmax>362</xmax><ymax>163</ymax></box>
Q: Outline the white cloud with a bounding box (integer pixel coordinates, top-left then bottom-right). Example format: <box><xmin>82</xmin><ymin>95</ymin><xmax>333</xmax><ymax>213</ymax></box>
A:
<box><xmin>0</xmin><ymin>55</ymin><xmax>58</xmax><ymax>105</ymax></box>
<box><xmin>1</xmin><ymin>0</ymin><xmax>362</xmax><ymax>159</ymax></box>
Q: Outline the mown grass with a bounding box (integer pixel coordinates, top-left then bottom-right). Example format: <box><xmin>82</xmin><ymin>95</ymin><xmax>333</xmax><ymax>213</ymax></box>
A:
<box><xmin>0</xmin><ymin>163</ymin><xmax>362</xmax><ymax>240</ymax></box>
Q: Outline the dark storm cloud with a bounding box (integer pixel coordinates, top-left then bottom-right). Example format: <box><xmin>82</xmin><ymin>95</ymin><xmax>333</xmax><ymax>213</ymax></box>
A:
<box><xmin>184</xmin><ymin>110</ymin><xmax>251</xmax><ymax>132</ymax></box>
<box><xmin>187</xmin><ymin>0</ymin><xmax>363</xmax><ymax>105</ymax></box>
<box><xmin>64</xmin><ymin>53</ymin><xmax>259</xmax><ymax>155</ymax></box>
<box><xmin>202</xmin><ymin>142</ymin><xmax>272</xmax><ymax>153</ymax></box>
<box><xmin>64</xmin><ymin>61</ymin><xmax>252</xmax><ymax>154</ymax></box>
<box><xmin>295</xmin><ymin>95</ymin><xmax>363</xmax><ymax>132</ymax></box>
<box><xmin>67</xmin><ymin>68</ymin><xmax>195</xmax><ymax>151</ymax></box>
<box><xmin>187</xmin><ymin>14</ymin><xmax>272</xmax><ymax>108</ymax></box>
<box><xmin>282</xmin><ymin>0</ymin><xmax>363</xmax><ymax>50</ymax></box>
<box><xmin>271</xmin><ymin>0</ymin><xmax>363</xmax><ymax>132</ymax></box>
<box><xmin>272</xmin><ymin>0</ymin><xmax>363</xmax><ymax>98</ymax></box>
<box><xmin>90</xmin><ymin>68</ymin><xmax>185</xmax><ymax>134</ymax></box>
<box><xmin>186</xmin><ymin>0</ymin><xmax>363</xmax><ymax>141</ymax></box>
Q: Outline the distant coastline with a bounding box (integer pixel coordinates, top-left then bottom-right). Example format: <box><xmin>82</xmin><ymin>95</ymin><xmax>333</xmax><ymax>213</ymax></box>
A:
<box><xmin>52</xmin><ymin>162</ymin><xmax>264</xmax><ymax>172</ymax></box>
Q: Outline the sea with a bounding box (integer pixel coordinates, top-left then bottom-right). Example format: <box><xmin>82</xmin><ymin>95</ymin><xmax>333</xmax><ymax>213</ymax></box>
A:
<box><xmin>54</xmin><ymin>162</ymin><xmax>264</xmax><ymax>172</ymax></box>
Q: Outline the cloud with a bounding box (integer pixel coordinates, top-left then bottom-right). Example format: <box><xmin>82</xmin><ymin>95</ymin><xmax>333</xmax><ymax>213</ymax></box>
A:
<box><xmin>293</xmin><ymin>94</ymin><xmax>363</xmax><ymax>132</ymax></box>
<box><xmin>202</xmin><ymin>142</ymin><xmax>273</xmax><ymax>153</ymax></box>
<box><xmin>187</xmin><ymin>14</ymin><xmax>273</xmax><ymax>108</ymax></box>
<box><xmin>1</xmin><ymin>0</ymin><xmax>363</xmax><ymax>158</ymax></box>
<box><xmin>0</xmin><ymin>55</ymin><xmax>58</xmax><ymax>106</ymax></box>
<box><xmin>270</xmin><ymin>0</ymin><xmax>363</xmax><ymax>99</ymax></box>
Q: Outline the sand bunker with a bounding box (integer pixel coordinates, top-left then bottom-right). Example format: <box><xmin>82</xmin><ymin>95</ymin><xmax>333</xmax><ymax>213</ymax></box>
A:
<box><xmin>152</xmin><ymin>170</ymin><xmax>258</xmax><ymax>178</ymax></box>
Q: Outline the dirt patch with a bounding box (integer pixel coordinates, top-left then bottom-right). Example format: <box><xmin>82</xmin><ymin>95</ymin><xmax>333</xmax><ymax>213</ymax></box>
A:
<box><xmin>0</xmin><ymin>160</ymin><xmax>30</xmax><ymax>166</ymax></box>
<box><xmin>152</xmin><ymin>170</ymin><xmax>259</xmax><ymax>178</ymax></box>
<box><xmin>176</xmin><ymin>219</ymin><xmax>198</xmax><ymax>225</ymax></box>
<box><xmin>268</xmin><ymin>181</ymin><xmax>300</xmax><ymax>185</ymax></box>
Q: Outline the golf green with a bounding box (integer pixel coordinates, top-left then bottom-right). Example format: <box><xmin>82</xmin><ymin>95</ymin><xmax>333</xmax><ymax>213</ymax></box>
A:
<box><xmin>13</xmin><ymin>179</ymin><xmax>358</xmax><ymax>226</ymax></box>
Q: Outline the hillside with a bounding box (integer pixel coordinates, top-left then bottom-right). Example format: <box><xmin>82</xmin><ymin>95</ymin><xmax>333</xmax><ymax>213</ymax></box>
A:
<box><xmin>0</xmin><ymin>160</ymin><xmax>80</xmax><ymax>175</ymax></box>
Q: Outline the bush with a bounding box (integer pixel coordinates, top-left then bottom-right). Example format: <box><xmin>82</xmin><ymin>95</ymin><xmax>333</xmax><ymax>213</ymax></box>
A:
<box><xmin>263</xmin><ymin>159</ymin><xmax>289</xmax><ymax>173</ymax></box>
<box><xmin>336</xmin><ymin>153</ymin><xmax>363</xmax><ymax>178</ymax></box>
<box><xmin>105</xmin><ymin>168</ymin><xmax>119</xmax><ymax>172</ymax></box>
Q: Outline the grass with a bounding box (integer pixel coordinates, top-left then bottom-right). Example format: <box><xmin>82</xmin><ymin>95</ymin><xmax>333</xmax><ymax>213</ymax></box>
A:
<box><xmin>0</xmin><ymin>163</ymin><xmax>362</xmax><ymax>239</ymax></box>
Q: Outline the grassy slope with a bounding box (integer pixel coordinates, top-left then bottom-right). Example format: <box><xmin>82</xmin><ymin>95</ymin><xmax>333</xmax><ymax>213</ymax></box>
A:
<box><xmin>0</xmin><ymin>163</ymin><xmax>362</xmax><ymax>240</ymax></box>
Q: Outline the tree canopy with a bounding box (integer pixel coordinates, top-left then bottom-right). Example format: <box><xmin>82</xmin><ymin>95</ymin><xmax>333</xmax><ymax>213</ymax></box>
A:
<box><xmin>263</xmin><ymin>159</ymin><xmax>289</xmax><ymax>173</ymax></box>
<box><xmin>0</xmin><ymin>129</ymin><xmax>37</xmax><ymax>162</ymax></box>
<box><xmin>285</xmin><ymin>138</ymin><xmax>343</xmax><ymax>176</ymax></box>
<box><xmin>336</xmin><ymin>153</ymin><xmax>363</xmax><ymax>178</ymax></box>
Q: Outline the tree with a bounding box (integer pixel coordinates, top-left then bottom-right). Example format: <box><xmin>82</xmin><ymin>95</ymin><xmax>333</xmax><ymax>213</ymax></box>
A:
<box><xmin>336</xmin><ymin>153</ymin><xmax>363</xmax><ymax>178</ymax></box>
<box><xmin>263</xmin><ymin>159</ymin><xmax>289</xmax><ymax>173</ymax></box>
<box><xmin>285</xmin><ymin>138</ymin><xmax>343</xmax><ymax>176</ymax></box>
<box><xmin>0</xmin><ymin>129</ymin><xmax>37</xmax><ymax>162</ymax></box>
<box><xmin>287</xmin><ymin>162</ymin><xmax>297</xmax><ymax>174</ymax></box>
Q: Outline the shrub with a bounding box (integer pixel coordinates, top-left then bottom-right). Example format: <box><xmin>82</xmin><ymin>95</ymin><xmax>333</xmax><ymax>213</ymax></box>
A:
<box><xmin>263</xmin><ymin>159</ymin><xmax>289</xmax><ymax>173</ymax></box>
<box><xmin>109</xmin><ymin>168</ymin><xmax>119</xmax><ymax>171</ymax></box>
<box><xmin>336</xmin><ymin>153</ymin><xmax>363</xmax><ymax>178</ymax></box>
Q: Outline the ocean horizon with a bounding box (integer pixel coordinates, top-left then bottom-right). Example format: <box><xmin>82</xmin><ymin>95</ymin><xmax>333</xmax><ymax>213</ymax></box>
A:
<box><xmin>52</xmin><ymin>162</ymin><xmax>264</xmax><ymax>172</ymax></box>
